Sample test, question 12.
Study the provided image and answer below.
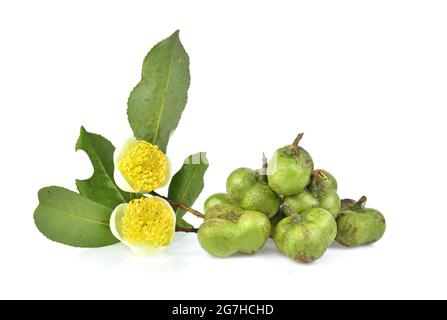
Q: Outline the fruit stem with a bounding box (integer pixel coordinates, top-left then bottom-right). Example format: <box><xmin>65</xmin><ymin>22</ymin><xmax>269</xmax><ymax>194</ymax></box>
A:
<box><xmin>281</xmin><ymin>203</ymin><xmax>303</xmax><ymax>222</ymax></box>
<box><xmin>129</xmin><ymin>193</ymin><xmax>139</xmax><ymax>200</ymax></box>
<box><xmin>257</xmin><ymin>152</ymin><xmax>269</xmax><ymax>179</ymax></box>
<box><xmin>176</xmin><ymin>226</ymin><xmax>198</xmax><ymax>233</ymax></box>
<box><xmin>149</xmin><ymin>191</ymin><xmax>205</xmax><ymax>219</ymax></box>
<box><xmin>314</xmin><ymin>169</ymin><xmax>327</xmax><ymax>180</ymax></box>
<box><xmin>308</xmin><ymin>170</ymin><xmax>327</xmax><ymax>192</ymax></box>
<box><xmin>354</xmin><ymin>195</ymin><xmax>368</xmax><ymax>209</ymax></box>
<box><xmin>262</xmin><ymin>152</ymin><xmax>268</xmax><ymax>170</ymax></box>
<box><xmin>292</xmin><ymin>132</ymin><xmax>304</xmax><ymax>148</ymax></box>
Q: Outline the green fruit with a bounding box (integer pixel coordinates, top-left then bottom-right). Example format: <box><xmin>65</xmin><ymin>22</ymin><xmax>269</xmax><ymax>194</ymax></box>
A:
<box><xmin>226</xmin><ymin>167</ymin><xmax>280</xmax><ymax>218</ymax></box>
<box><xmin>336</xmin><ymin>196</ymin><xmax>386</xmax><ymax>247</ymax></box>
<box><xmin>340</xmin><ymin>198</ymin><xmax>357</xmax><ymax>210</ymax></box>
<box><xmin>198</xmin><ymin>204</ymin><xmax>271</xmax><ymax>257</ymax></box>
<box><xmin>267</xmin><ymin>133</ymin><xmax>314</xmax><ymax>196</ymax></box>
<box><xmin>273</xmin><ymin>208</ymin><xmax>337</xmax><ymax>263</ymax></box>
<box><xmin>310</xmin><ymin>169</ymin><xmax>338</xmax><ymax>191</ymax></box>
<box><xmin>204</xmin><ymin>193</ymin><xmax>239</xmax><ymax>213</ymax></box>
<box><xmin>283</xmin><ymin>170</ymin><xmax>341</xmax><ymax>218</ymax></box>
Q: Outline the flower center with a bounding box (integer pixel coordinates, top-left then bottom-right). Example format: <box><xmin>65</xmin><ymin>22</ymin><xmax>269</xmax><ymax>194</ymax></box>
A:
<box><xmin>122</xmin><ymin>198</ymin><xmax>174</xmax><ymax>246</ymax></box>
<box><xmin>118</xmin><ymin>141</ymin><xmax>168</xmax><ymax>192</ymax></box>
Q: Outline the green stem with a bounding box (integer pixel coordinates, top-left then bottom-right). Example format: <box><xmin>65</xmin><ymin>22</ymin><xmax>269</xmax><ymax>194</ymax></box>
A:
<box><xmin>129</xmin><ymin>193</ymin><xmax>139</xmax><ymax>200</ymax></box>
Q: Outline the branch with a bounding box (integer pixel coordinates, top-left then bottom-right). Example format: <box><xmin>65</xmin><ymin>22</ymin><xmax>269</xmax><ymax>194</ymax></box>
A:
<box><xmin>176</xmin><ymin>226</ymin><xmax>198</xmax><ymax>233</ymax></box>
<box><xmin>149</xmin><ymin>191</ymin><xmax>205</xmax><ymax>219</ymax></box>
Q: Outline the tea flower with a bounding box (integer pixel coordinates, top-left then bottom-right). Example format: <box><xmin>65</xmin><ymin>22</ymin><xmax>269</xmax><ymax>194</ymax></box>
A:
<box><xmin>110</xmin><ymin>197</ymin><xmax>176</xmax><ymax>256</ymax></box>
<box><xmin>114</xmin><ymin>137</ymin><xmax>170</xmax><ymax>193</ymax></box>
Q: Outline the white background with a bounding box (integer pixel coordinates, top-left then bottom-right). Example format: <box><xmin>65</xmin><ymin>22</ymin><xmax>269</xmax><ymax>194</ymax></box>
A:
<box><xmin>1</xmin><ymin>0</ymin><xmax>446</xmax><ymax>300</ymax></box>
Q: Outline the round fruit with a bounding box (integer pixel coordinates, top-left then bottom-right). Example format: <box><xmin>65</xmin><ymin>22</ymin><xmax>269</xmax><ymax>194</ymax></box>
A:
<box><xmin>309</xmin><ymin>169</ymin><xmax>338</xmax><ymax>191</ymax></box>
<box><xmin>336</xmin><ymin>196</ymin><xmax>386</xmax><ymax>247</ymax></box>
<box><xmin>198</xmin><ymin>204</ymin><xmax>271</xmax><ymax>257</ymax></box>
<box><xmin>273</xmin><ymin>208</ymin><xmax>337</xmax><ymax>263</ymax></box>
<box><xmin>267</xmin><ymin>133</ymin><xmax>314</xmax><ymax>196</ymax></box>
<box><xmin>283</xmin><ymin>170</ymin><xmax>341</xmax><ymax>219</ymax></box>
<box><xmin>204</xmin><ymin>193</ymin><xmax>239</xmax><ymax>213</ymax></box>
<box><xmin>226</xmin><ymin>167</ymin><xmax>280</xmax><ymax>218</ymax></box>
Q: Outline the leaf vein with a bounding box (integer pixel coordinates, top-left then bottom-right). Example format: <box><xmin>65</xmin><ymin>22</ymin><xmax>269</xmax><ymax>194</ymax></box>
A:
<box><xmin>152</xmin><ymin>49</ymin><xmax>173</xmax><ymax>144</ymax></box>
<box><xmin>44</xmin><ymin>205</ymin><xmax>110</xmax><ymax>227</ymax></box>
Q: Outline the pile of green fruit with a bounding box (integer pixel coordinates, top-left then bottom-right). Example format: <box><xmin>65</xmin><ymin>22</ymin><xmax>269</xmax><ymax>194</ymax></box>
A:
<box><xmin>200</xmin><ymin>133</ymin><xmax>386</xmax><ymax>263</ymax></box>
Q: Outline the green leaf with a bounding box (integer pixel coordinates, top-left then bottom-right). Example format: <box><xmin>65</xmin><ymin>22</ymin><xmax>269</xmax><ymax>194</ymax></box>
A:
<box><xmin>34</xmin><ymin>187</ymin><xmax>118</xmax><ymax>248</ymax></box>
<box><xmin>127</xmin><ymin>30</ymin><xmax>190</xmax><ymax>153</ymax></box>
<box><xmin>168</xmin><ymin>153</ymin><xmax>208</xmax><ymax>225</ymax></box>
<box><xmin>75</xmin><ymin>126</ymin><xmax>130</xmax><ymax>209</ymax></box>
<box><xmin>176</xmin><ymin>218</ymin><xmax>193</xmax><ymax>229</ymax></box>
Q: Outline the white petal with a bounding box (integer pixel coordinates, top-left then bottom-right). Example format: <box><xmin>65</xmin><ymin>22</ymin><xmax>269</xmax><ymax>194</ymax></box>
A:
<box><xmin>109</xmin><ymin>203</ymin><xmax>128</xmax><ymax>242</ymax></box>
<box><xmin>113</xmin><ymin>167</ymin><xmax>136</xmax><ymax>193</ymax></box>
<box><xmin>125</xmin><ymin>243</ymin><xmax>168</xmax><ymax>256</ymax></box>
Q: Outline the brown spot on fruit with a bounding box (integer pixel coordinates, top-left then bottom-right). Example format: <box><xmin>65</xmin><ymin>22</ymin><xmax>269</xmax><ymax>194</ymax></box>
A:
<box><xmin>295</xmin><ymin>255</ymin><xmax>314</xmax><ymax>263</ymax></box>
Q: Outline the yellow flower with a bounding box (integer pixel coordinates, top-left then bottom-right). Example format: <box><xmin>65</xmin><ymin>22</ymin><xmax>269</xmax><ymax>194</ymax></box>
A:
<box><xmin>114</xmin><ymin>137</ymin><xmax>170</xmax><ymax>193</ymax></box>
<box><xmin>110</xmin><ymin>197</ymin><xmax>176</xmax><ymax>256</ymax></box>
